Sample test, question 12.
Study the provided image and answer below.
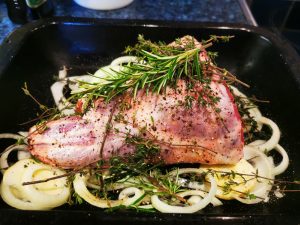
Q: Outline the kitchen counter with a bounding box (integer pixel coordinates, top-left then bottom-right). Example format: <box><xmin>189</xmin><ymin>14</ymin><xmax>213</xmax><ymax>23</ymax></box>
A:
<box><xmin>0</xmin><ymin>0</ymin><xmax>248</xmax><ymax>44</ymax></box>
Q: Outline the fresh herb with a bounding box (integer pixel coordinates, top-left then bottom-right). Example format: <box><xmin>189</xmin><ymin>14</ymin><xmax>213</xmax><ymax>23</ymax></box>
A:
<box><xmin>16</xmin><ymin>138</ymin><xmax>26</xmax><ymax>145</ymax></box>
<box><xmin>73</xmin><ymin>192</ymin><xmax>84</xmax><ymax>205</ymax></box>
<box><xmin>247</xmin><ymin>193</ymin><xmax>257</xmax><ymax>200</ymax></box>
<box><xmin>21</xmin><ymin>82</ymin><xmax>64</xmax><ymax>131</ymax></box>
<box><xmin>70</xmin><ymin>34</ymin><xmax>240</xmax><ymax>113</ymax></box>
<box><xmin>184</xmin><ymin>95</ymin><xmax>195</xmax><ymax>109</ymax></box>
<box><xmin>103</xmin><ymin>135</ymin><xmax>161</xmax><ymax>183</ymax></box>
<box><xmin>232</xmin><ymin>91</ymin><xmax>271</xmax><ymax>144</ymax></box>
<box><xmin>22</xmin><ymin>82</ymin><xmax>48</xmax><ymax>111</ymax></box>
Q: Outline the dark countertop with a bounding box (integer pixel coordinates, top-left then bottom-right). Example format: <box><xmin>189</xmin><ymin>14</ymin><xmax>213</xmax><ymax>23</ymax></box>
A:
<box><xmin>0</xmin><ymin>0</ymin><xmax>248</xmax><ymax>44</ymax></box>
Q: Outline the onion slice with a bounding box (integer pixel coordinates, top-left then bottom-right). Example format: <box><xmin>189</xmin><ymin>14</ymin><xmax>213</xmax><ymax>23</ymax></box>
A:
<box><xmin>118</xmin><ymin>187</ymin><xmax>144</xmax><ymax>206</ymax></box>
<box><xmin>0</xmin><ymin>145</ymin><xmax>28</xmax><ymax>173</ymax></box>
<box><xmin>254</xmin><ymin>117</ymin><xmax>281</xmax><ymax>152</ymax></box>
<box><xmin>1</xmin><ymin>159</ymin><xmax>69</xmax><ymax>210</ymax></box>
<box><xmin>73</xmin><ymin>173</ymin><xmax>123</xmax><ymax>208</ymax></box>
<box><xmin>235</xmin><ymin>146</ymin><xmax>274</xmax><ymax>204</ymax></box>
<box><xmin>110</xmin><ymin>56</ymin><xmax>138</xmax><ymax>66</ymax></box>
<box><xmin>20</xmin><ymin>163</ymin><xmax>70</xmax><ymax>208</ymax></box>
<box><xmin>151</xmin><ymin>174</ymin><xmax>217</xmax><ymax>213</ymax></box>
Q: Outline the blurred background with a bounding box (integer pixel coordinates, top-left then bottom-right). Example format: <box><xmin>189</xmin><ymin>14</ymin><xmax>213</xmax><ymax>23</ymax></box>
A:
<box><xmin>249</xmin><ymin>0</ymin><xmax>300</xmax><ymax>54</ymax></box>
<box><xmin>0</xmin><ymin>0</ymin><xmax>299</xmax><ymax>54</ymax></box>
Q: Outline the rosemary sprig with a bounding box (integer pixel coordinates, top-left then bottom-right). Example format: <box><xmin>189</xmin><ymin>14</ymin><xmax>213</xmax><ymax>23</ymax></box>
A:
<box><xmin>74</xmin><ymin>47</ymin><xmax>203</xmax><ymax>102</ymax></box>
<box><xmin>70</xmin><ymin>34</ymin><xmax>237</xmax><ymax>112</ymax></box>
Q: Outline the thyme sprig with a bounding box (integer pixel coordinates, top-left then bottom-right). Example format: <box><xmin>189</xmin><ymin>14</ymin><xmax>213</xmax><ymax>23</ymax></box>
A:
<box><xmin>232</xmin><ymin>91</ymin><xmax>270</xmax><ymax>143</ymax></box>
<box><xmin>21</xmin><ymin>83</ymin><xmax>68</xmax><ymax>132</ymax></box>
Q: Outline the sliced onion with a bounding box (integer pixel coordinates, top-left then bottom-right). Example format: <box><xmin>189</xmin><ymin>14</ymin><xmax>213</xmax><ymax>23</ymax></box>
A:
<box><xmin>86</xmin><ymin>180</ymin><xmax>101</xmax><ymax>190</ymax></box>
<box><xmin>176</xmin><ymin>178</ymin><xmax>222</xmax><ymax>206</ymax></box>
<box><xmin>0</xmin><ymin>145</ymin><xmax>28</xmax><ymax>173</ymax></box>
<box><xmin>50</xmin><ymin>66</ymin><xmax>75</xmax><ymax>115</ymax></box>
<box><xmin>58</xmin><ymin>66</ymin><xmax>67</xmax><ymax>79</ymax></box>
<box><xmin>235</xmin><ymin>146</ymin><xmax>274</xmax><ymax>204</ymax></box>
<box><xmin>210</xmin><ymin>196</ymin><xmax>223</xmax><ymax>207</ymax></box>
<box><xmin>17</xmin><ymin>131</ymin><xmax>28</xmax><ymax>144</ymax></box>
<box><xmin>252</xmin><ymin>117</ymin><xmax>280</xmax><ymax>152</ymax></box>
<box><xmin>20</xmin><ymin>163</ymin><xmax>70</xmax><ymax>208</ymax></box>
<box><xmin>180</xmin><ymin>190</ymin><xmax>222</xmax><ymax>207</ymax></box>
<box><xmin>168</xmin><ymin>168</ymin><xmax>203</xmax><ymax>176</ymax></box>
<box><xmin>0</xmin><ymin>133</ymin><xmax>23</xmax><ymax>140</ymax></box>
<box><xmin>201</xmin><ymin>159</ymin><xmax>257</xmax><ymax>200</ymax></box>
<box><xmin>2</xmin><ymin>159</ymin><xmax>70</xmax><ymax>210</ymax></box>
<box><xmin>50</xmin><ymin>63</ymin><xmax>124</xmax><ymax>115</ymax></box>
<box><xmin>111</xmin><ymin>176</ymin><xmax>153</xmax><ymax>191</ymax></box>
<box><xmin>110</xmin><ymin>56</ymin><xmax>138</xmax><ymax>66</ymax></box>
<box><xmin>169</xmin><ymin>168</ymin><xmax>221</xmax><ymax>206</ymax></box>
<box><xmin>73</xmin><ymin>173</ymin><xmax>123</xmax><ymax>208</ymax></box>
<box><xmin>17</xmin><ymin>150</ymin><xmax>31</xmax><ymax>161</ymax></box>
<box><xmin>50</xmin><ymin>81</ymin><xmax>67</xmax><ymax>109</ymax></box>
<box><xmin>118</xmin><ymin>187</ymin><xmax>144</xmax><ymax>206</ymax></box>
<box><xmin>138</xmin><ymin>204</ymin><xmax>154</xmax><ymax>209</ymax></box>
<box><xmin>17</xmin><ymin>131</ymin><xmax>28</xmax><ymax>137</ymax></box>
<box><xmin>229</xmin><ymin>86</ymin><xmax>263</xmax><ymax>131</ymax></box>
<box><xmin>68</xmin><ymin>75</ymin><xmax>98</xmax><ymax>92</ymax></box>
<box><xmin>69</xmin><ymin>65</ymin><xmax>120</xmax><ymax>94</ymax></box>
<box><xmin>87</xmin><ymin>176</ymin><xmax>140</xmax><ymax>191</ymax></box>
<box><xmin>271</xmin><ymin>144</ymin><xmax>289</xmax><ymax>175</ymax></box>
<box><xmin>248</xmin><ymin>140</ymin><xmax>289</xmax><ymax>176</ymax></box>
<box><xmin>50</xmin><ymin>81</ymin><xmax>75</xmax><ymax>115</ymax></box>
<box><xmin>151</xmin><ymin>174</ymin><xmax>216</xmax><ymax>213</ymax></box>
<box><xmin>1</xmin><ymin>159</ymin><xmax>50</xmax><ymax>210</ymax></box>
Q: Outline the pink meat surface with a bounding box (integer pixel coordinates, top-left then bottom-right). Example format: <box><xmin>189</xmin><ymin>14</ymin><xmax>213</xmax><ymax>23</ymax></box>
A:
<box><xmin>28</xmin><ymin>79</ymin><xmax>244</xmax><ymax>169</ymax></box>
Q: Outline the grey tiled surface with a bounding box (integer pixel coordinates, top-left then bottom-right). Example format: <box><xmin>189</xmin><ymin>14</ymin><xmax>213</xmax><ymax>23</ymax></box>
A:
<box><xmin>0</xmin><ymin>0</ymin><xmax>247</xmax><ymax>43</ymax></box>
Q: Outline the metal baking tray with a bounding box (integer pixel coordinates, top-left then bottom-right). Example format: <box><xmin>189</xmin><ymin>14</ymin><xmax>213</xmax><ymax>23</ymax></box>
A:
<box><xmin>0</xmin><ymin>17</ymin><xmax>299</xmax><ymax>225</ymax></box>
